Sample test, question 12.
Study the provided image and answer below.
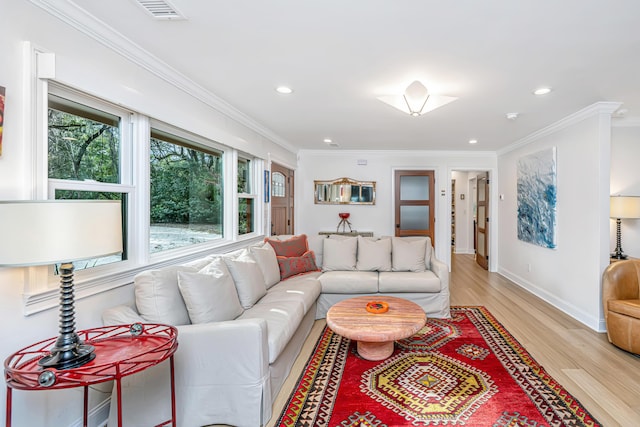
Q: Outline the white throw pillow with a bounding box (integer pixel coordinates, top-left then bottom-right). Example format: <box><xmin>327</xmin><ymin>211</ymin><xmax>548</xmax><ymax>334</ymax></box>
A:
<box><xmin>134</xmin><ymin>265</ymin><xmax>196</xmax><ymax>326</ymax></box>
<box><xmin>356</xmin><ymin>236</ymin><xmax>392</xmax><ymax>271</ymax></box>
<box><xmin>391</xmin><ymin>237</ymin><xmax>427</xmax><ymax>272</ymax></box>
<box><xmin>322</xmin><ymin>236</ymin><xmax>357</xmax><ymax>271</ymax></box>
<box><xmin>177</xmin><ymin>267</ymin><xmax>244</xmax><ymax>324</ymax></box>
<box><xmin>223</xmin><ymin>250</ymin><xmax>267</xmax><ymax>309</ymax></box>
<box><xmin>250</xmin><ymin>242</ymin><xmax>281</xmax><ymax>288</ymax></box>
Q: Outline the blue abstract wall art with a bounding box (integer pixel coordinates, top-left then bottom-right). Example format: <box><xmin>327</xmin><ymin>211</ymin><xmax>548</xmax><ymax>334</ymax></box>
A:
<box><xmin>517</xmin><ymin>147</ymin><xmax>557</xmax><ymax>249</ymax></box>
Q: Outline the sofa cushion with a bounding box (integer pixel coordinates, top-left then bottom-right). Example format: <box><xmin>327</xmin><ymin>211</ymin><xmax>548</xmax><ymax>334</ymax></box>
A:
<box><xmin>378</xmin><ymin>271</ymin><xmax>441</xmax><ymax>293</ymax></box>
<box><xmin>382</xmin><ymin>235</ymin><xmax>433</xmax><ymax>270</ymax></box>
<box><xmin>391</xmin><ymin>237</ymin><xmax>427</xmax><ymax>272</ymax></box>
<box><xmin>318</xmin><ymin>271</ymin><xmax>379</xmax><ymax>293</ymax></box>
<box><xmin>356</xmin><ymin>236</ymin><xmax>391</xmax><ymax>271</ymax></box>
<box><xmin>265</xmin><ymin>234</ymin><xmax>309</xmax><ymax>257</ymax></box>
<box><xmin>307</xmin><ymin>235</ymin><xmax>324</xmax><ymax>268</ymax></box>
<box><xmin>223</xmin><ymin>250</ymin><xmax>267</xmax><ymax>309</ymax></box>
<box><xmin>277</xmin><ymin>250</ymin><xmax>319</xmax><ymax>280</ymax></box>
<box><xmin>134</xmin><ymin>265</ymin><xmax>196</xmax><ymax>326</ymax></box>
<box><xmin>261</xmin><ymin>275</ymin><xmax>321</xmax><ymax>314</ymax></box>
<box><xmin>250</xmin><ymin>242</ymin><xmax>281</xmax><ymax>288</ymax></box>
<box><xmin>238</xmin><ymin>300</ymin><xmax>305</xmax><ymax>363</ymax></box>
<box><xmin>322</xmin><ymin>236</ymin><xmax>357</xmax><ymax>271</ymax></box>
<box><xmin>177</xmin><ymin>268</ymin><xmax>244</xmax><ymax>324</ymax></box>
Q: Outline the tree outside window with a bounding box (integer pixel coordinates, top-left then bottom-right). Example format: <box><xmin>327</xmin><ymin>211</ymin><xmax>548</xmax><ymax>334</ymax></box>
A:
<box><xmin>150</xmin><ymin>129</ymin><xmax>223</xmax><ymax>253</ymax></box>
<box><xmin>238</xmin><ymin>157</ymin><xmax>255</xmax><ymax>235</ymax></box>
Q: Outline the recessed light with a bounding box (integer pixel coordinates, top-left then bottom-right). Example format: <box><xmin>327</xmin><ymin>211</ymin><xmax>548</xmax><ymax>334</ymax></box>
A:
<box><xmin>469</xmin><ymin>139</ymin><xmax>478</xmax><ymax>144</ymax></box>
<box><xmin>506</xmin><ymin>112</ymin><xmax>519</xmax><ymax>120</ymax></box>
<box><xmin>533</xmin><ymin>87</ymin><xmax>552</xmax><ymax>96</ymax></box>
<box><xmin>323</xmin><ymin>138</ymin><xmax>332</xmax><ymax>143</ymax></box>
<box><xmin>276</xmin><ymin>86</ymin><xmax>293</xmax><ymax>94</ymax></box>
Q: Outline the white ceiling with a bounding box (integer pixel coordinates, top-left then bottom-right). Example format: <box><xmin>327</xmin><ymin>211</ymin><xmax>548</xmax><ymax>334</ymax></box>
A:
<box><xmin>38</xmin><ymin>0</ymin><xmax>640</xmax><ymax>152</ymax></box>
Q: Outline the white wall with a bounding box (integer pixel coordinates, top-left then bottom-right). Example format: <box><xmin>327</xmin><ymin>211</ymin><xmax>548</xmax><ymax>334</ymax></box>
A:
<box><xmin>0</xmin><ymin>2</ymin><xmax>295</xmax><ymax>425</ymax></box>
<box><xmin>610</xmin><ymin>125</ymin><xmax>640</xmax><ymax>258</ymax></box>
<box><xmin>296</xmin><ymin>150</ymin><xmax>498</xmax><ymax>268</ymax></box>
<box><xmin>497</xmin><ymin>103</ymin><xmax>618</xmax><ymax>332</ymax></box>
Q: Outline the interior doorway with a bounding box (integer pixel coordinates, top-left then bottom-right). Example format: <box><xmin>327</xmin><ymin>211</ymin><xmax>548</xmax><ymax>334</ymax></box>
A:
<box><xmin>450</xmin><ymin>170</ymin><xmax>490</xmax><ymax>270</ymax></box>
<box><xmin>270</xmin><ymin>163</ymin><xmax>294</xmax><ymax>235</ymax></box>
<box><xmin>475</xmin><ymin>172</ymin><xmax>489</xmax><ymax>270</ymax></box>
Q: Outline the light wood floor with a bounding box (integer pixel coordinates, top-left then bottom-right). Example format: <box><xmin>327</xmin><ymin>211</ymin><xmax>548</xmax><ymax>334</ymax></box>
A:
<box><xmin>264</xmin><ymin>254</ymin><xmax>640</xmax><ymax>427</ymax></box>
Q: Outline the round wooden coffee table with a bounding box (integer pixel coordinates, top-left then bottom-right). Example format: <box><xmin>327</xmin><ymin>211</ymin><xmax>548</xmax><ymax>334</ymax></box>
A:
<box><xmin>326</xmin><ymin>296</ymin><xmax>426</xmax><ymax>361</ymax></box>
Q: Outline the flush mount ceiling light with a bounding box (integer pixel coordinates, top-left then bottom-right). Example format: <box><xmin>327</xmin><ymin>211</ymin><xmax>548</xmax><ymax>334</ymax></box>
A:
<box><xmin>377</xmin><ymin>81</ymin><xmax>457</xmax><ymax>117</ymax></box>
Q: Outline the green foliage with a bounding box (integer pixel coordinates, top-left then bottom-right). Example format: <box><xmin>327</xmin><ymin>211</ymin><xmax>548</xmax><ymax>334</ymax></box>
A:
<box><xmin>48</xmin><ymin>106</ymin><xmax>226</xmax><ymax>233</ymax></box>
<box><xmin>238</xmin><ymin>197</ymin><xmax>254</xmax><ymax>235</ymax></box>
<box><xmin>150</xmin><ymin>138</ymin><xmax>223</xmax><ymax>226</ymax></box>
<box><xmin>48</xmin><ymin>109</ymin><xmax>119</xmax><ymax>183</ymax></box>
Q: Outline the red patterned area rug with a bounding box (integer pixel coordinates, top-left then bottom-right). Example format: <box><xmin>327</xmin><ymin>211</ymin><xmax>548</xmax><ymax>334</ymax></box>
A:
<box><xmin>275</xmin><ymin>306</ymin><xmax>601</xmax><ymax>427</ymax></box>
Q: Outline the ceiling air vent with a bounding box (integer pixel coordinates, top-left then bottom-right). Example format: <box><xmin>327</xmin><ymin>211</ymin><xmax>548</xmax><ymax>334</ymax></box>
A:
<box><xmin>134</xmin><ymin>0</ymin><xmax>186</xmax><ymax>20</ymax></box>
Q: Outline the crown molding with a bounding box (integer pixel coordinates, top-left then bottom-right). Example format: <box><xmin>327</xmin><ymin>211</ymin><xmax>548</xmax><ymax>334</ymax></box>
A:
<box><xmin>497</xmin><ymin>102</ymin><xmax>622</xmax><ymax>156</ymax></box>
<box><xmin>28</xmin><ymin>0</ymin><xmax>298</xmax><ymax>154</ymax></box>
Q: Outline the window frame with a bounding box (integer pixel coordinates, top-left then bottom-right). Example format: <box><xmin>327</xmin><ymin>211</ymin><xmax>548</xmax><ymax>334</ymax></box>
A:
<box><xmin>24</xmin><ymin>79</ymin><xmax>267</xmax><ymax>315</ymax></box>
<box><xmin>44</xmin><ymin>84</ymin><xmax>137</xmax><ymax>288</ymax></box>
<box><xmin>147</xmin><ymin>121</ymin><xmax>227</xmax><ymax>260</ymax></box>
<box><xmin>236</xmin><ymin>152</ymin><xmax>262</xmax><ymax>238</ymax></box>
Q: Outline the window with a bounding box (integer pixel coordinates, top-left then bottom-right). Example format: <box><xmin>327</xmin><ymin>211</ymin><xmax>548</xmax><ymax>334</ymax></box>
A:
<box><xmin>47</xmin><ymin>90</ymin><xmax>132</xmax><ymax>271</ymax></box>
<box><xmin>32</xmin><ymin>79</ymin><xmax>266</xmax><ymax>313</ymax></box>
<box><xmin>238</xmin><ymin>156</ymin><xmax>256</xmax><ymax>235</ymax></box>
<box><xmin>149</xmin><ymin>129</ymin><xmax>223</xmax><ymax>253</ymax></box>
<box><xmin>272</xmin><ymin>171</ymin><xmax>285</xmax><ymax>197</ymax></box>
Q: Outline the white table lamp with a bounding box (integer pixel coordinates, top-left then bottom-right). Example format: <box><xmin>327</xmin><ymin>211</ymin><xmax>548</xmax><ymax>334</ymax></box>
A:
<box><xmin>0</xmin><ymin>200</ymin><xmax>122</xmax><ymax>369</ymax></box>
<box><xmin>610</xmin><ymin>196</ymin><xmax>640</xmax><ymax>260</ymax></box>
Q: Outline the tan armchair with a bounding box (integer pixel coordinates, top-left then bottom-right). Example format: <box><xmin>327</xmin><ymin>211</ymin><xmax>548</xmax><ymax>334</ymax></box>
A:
<box><xmin>602</xmin><ymin>259</ymin><xmax>640</xmax><ymax>354</ymax></box>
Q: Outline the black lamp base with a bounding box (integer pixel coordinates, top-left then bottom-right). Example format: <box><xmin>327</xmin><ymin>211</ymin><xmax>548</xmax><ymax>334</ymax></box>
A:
<box><xmin>611</xmin><ymin>218</ymin><xmax>628</xmax><ymax>260</ymax></box>
<box><xmin>38</xmin><ymin>342</ymin><xmax>95</xmax><ymax>370</ymax></box>
<box><xmin>38</xmin><ymin>262</ymin><xmax>96</xmax><ymax>370</ymax></box>
<box><xmin>610</xmin><ymin>251</ymin><xmax>628</xmax><ymax>260</ymax></box>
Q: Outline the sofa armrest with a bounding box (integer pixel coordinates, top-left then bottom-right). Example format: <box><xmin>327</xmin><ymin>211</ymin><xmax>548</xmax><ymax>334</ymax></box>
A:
<box><xmin>174</xmin><ymin>318</ymin><xmax>269</xmax><ymax>385</ymax></box>
<box><xmin>108</xmin><ymin>317</ymin><xmax>270</xmax><ymax>427</ymax></box>
<box><xmin>429</xmin><ymin>253</ymin><xmax>450</xmax><ymax>292</ymax></box>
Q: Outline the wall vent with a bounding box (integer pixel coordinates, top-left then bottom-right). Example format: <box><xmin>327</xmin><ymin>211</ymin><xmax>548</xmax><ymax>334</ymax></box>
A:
<box><xmin>134</xmin><ymin>0</ymin><xmax>186</xmax><ymax>20</ymax></box>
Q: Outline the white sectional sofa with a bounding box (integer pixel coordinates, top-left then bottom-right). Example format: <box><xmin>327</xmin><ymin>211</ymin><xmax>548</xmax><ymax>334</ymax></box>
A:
<box><xmin>102</xmin><ymin>234</ymin><xmax>449</xmax><ymax>427</ymax></box>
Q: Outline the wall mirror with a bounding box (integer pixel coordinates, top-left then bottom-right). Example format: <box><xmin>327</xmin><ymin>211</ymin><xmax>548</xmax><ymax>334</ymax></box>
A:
<box><xmin>314</xmin><ymin>177</ymin><xmax>376</xmax><ymax>205</ymax></box>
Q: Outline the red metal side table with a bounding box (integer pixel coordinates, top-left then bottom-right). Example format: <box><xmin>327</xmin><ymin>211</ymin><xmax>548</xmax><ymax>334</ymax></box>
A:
<box><xmin>4</xmin><ymin>323</ymin><xmax>178</xmax><ymax>427</ymax></box>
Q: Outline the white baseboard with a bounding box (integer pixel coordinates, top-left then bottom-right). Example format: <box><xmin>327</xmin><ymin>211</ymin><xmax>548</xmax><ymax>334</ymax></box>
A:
<box><xmin>498</xmin><ymin>267</ymin><xmax>606</xmax><ymax>333</ymax></box>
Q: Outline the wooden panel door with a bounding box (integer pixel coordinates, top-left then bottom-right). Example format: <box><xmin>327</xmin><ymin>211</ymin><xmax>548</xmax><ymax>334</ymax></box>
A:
<box><xmin>475</xmin><ymin>173</ymin><xmax>489</xmax><ymax>270</ymax></box>
<box><xmin>270</xmin><ymin>163</ymin><xmax>294</xmax><ymax>235</ymax></box>
<box><xmin>394</xmin><ymin>170</ymin><xmax>435</xmax><ymax>243</ymax></box>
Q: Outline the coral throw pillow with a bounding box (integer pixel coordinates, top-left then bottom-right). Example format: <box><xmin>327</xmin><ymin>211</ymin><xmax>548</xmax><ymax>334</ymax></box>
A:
<box><xmin>266</xmin><ymin>234</ymin><xmax>309</xmax><ymax>257</ymax></box>
<box><xmin>277</xmin><ymin>251</ymin><xmax>319</xmax><ymax>280</ymax></box>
